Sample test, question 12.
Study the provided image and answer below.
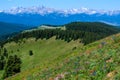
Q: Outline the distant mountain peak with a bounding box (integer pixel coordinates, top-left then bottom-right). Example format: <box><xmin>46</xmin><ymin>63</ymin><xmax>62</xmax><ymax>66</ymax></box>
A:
<box><xmin>2</xmin><ymin>6</ymin><xmax>120</xmax><ymax>15</ymax></box>
<box><xmin>4</xmin><ymin>6</ymin><xmax>55</xmax><ymax>15</ymax></box>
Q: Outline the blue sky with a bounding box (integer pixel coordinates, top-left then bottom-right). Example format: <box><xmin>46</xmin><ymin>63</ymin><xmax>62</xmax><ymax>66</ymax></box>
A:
<box><xmin>0</xmin><ymin>0</ymin><xmax>120</xmax><ymax>10</ymax></box>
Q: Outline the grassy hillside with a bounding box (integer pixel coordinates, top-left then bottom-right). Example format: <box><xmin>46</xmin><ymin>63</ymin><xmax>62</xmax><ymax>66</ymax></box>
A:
<box><xmin>0</xmin><ymin>37</ymin><xmax>83</xmax><ymax>79</ymax></box>
<box><xmin>6</xmin><ymin>33</ymin><xmax>120</xmax><ymax>80</ymax></box>
<box><xmin>0</xmin><ymin>22</ymin><xmax>120</xmax><ymax>80</ymax></box>
<box><xmin>4</xmin><ymin>37</ymin><xmax>82</xmax><ymax>70</ymax></box>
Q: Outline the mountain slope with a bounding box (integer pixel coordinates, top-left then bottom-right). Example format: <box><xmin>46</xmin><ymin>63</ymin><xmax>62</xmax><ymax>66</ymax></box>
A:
<box><xmin>0</xmin><ymin>37</ymin><xmax>82</xmax><ymax>79</ymax></box>
<box><xmin>6</xmin><ymin>32</ymin><xmax>120</xmax><ymax>80</ymax></box>
<box><xmin>0</xmin><ymin>22</ymin><xmax>120</xmax><ymax>79</ymax></box>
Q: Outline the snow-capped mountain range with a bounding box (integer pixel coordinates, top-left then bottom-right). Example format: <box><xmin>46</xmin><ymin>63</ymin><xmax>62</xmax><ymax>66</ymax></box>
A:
<box><xmin>0</xmin><ymin>6</ymin><xmax>120</xmax><ymax>26</ymax></box>
<box><xmin>1</xmin><ymin>6</ymin><xmax>120</xmax><ymax>15</ymax></box>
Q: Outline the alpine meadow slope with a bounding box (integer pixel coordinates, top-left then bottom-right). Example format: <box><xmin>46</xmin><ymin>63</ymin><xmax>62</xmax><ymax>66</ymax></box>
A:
<box><xmin>7</xmin><ymin>31</ymin><xmax>120</xmax><ymax>80</ymax></box>
<box><xmin>0</xmin><ymin>22</ymin><xmax>120</xmax><ymax>80</ymax></box>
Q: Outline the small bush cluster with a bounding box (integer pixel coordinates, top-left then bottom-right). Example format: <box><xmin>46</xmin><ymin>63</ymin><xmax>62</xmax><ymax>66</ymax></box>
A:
<box><xmin>29</xmin><ymin>50</ymin><xmax>33</xmax><ymax>56</ymax></box>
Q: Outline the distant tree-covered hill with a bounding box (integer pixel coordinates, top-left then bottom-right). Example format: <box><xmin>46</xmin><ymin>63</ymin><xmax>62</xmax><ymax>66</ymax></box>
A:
<box><xmin>0</xmin><ymin>22</ymin><xmax>27</xmax><ymax>35</ymax></box>
<box><xmin>3</xmin><ymin>22</ymin><xmax>120</xmax><ymax>46</ymax></box>
<box><xmin>65</xmin><ymin>22</ymin><xmax>120</xmax><ymax>33</ymax></box>
<box><xmin>0</xmin><ymin>22</ymin><xmax>28</xmax><ymax>40</ymax></box>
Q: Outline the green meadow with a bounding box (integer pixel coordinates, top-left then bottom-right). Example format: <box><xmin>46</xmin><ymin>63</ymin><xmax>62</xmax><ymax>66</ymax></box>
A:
<box><xmin>5</xmin><ymin>33</ymin><xmax>120</xmax><ymax>80</ymax></box>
